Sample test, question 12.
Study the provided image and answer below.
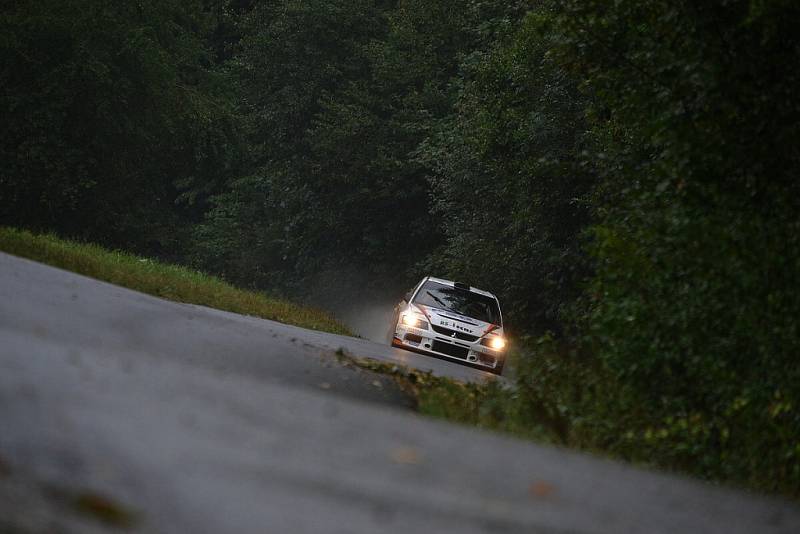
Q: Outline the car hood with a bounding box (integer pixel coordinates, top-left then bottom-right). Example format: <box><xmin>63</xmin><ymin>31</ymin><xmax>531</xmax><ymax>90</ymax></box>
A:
<box><xmin>416</xmin><ymin>304</ymin><xmax>502</xmax><ymax>337</ymax></box>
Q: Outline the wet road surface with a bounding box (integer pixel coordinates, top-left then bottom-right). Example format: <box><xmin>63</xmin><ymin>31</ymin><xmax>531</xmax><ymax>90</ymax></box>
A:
<box><xmin>1</xmin><ymin>252</ymin><xmax>798</xmax><ymax>533</ymax></box>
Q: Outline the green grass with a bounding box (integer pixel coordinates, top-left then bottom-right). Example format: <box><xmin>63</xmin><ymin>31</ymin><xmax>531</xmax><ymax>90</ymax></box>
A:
<box><xmin>0</xmin><ymin>227</ymin><xmax>352</xmax><ymax>336</ymax></box>
<box><xmin>407</xmin><ymin>337</ymin><xmax>800</xmax><ymax>501</ymax></box>
<box><xmin>332</xmin><ymin>349</ymin><xmax>557</xmax><ymax>444</ymax></box>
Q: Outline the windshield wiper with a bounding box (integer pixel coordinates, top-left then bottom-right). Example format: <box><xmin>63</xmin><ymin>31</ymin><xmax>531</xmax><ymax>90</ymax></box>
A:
<box><xmin>426</xmin><ymin>291</ymin><xmax>450</xmax><ymax>310</ymax></box>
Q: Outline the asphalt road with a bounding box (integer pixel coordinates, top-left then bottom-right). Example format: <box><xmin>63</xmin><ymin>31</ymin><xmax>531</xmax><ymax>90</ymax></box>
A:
<box><xmin>1</xmin><ymin>252</ymin><xmax>798</xmax><ymax>533</ymax></box>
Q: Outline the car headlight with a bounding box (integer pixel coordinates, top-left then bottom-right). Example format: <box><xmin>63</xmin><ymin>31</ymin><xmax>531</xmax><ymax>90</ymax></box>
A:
<box><xmin>481</xmin><ymin>336</ymin><xmax>506</xmax><ymax>350</ymax></box>
<box><xmin>490</xmin><ymin>336</ymin><xmax>506</xmax><ymax>350</ymax></box>
<box><xmin>401</xmin><ymin>313</ymin><xmax>429</xmax><ymax>330</ymax></box>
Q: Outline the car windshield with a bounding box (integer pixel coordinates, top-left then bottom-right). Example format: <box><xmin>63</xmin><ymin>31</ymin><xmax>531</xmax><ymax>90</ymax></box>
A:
<box><xmin>413</xmin><ymin>281</ymin><xmax>501</xmax><ymax>325</ymax></box>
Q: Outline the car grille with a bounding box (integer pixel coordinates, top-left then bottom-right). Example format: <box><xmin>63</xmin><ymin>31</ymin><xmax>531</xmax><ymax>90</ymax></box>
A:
<box><xmin>431</xmin><ymin>325</ymin><xmax>479</xmax><ymax>342</ymax></box>
<box><xmin>432</xmin><ymin>341</ymin><xmax>469</xmax><ymax>360</ymax></box>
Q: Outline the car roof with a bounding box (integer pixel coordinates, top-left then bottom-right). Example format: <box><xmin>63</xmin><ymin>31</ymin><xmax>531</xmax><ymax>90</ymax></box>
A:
<box><xmin>424</xmin><ymin>276</ymin><xmax>498</xmax><ymax>299</ymax></box>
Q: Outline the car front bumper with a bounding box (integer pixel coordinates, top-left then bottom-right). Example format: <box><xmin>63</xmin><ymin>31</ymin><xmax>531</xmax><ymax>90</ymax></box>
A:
<box><xmin>392</xmin><ymin>323</ymin><xmax>503</xmax><ymax>371</ymax></box>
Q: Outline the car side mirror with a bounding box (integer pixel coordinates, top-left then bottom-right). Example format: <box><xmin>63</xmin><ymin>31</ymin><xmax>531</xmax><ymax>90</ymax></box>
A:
<box><xmin>403</xmin><ymin>291</ymin><xmax>412</xmax><ymax>302</ymax></box>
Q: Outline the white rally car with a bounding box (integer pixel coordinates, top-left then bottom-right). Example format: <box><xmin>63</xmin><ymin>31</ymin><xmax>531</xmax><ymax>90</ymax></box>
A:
<box><xmin>390</xmin><ymin>276</ymin><xmax>507</xmax><ymax>374</ymax></box>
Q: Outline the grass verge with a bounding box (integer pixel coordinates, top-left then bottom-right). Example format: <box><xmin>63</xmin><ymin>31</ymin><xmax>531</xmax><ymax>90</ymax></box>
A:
<box><xmin>333</xmin><ymin>349</ymin><xmax>558</xmax><ymax>444</ymax></box>
<box><xmin>0</xmin><ymin>227</ymin><xmax>351</xmax><ymax>336</ymax></box>
<box><xmin>373</xmin><ymin>336</ymin><xmax>800</xmax><ymax>501</ymax></box>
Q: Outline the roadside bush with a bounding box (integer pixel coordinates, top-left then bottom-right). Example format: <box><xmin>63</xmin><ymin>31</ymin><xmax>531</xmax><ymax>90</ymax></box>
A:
<box><xmin>546</xmin><ymin>0</ymin><xmax>800</xmax><ymax>495</ymax></box>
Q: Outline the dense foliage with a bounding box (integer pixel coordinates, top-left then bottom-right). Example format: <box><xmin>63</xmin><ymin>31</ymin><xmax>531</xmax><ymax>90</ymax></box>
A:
<box><xmin>0</xmin><ymin>0</ymin><xmax>243</xmax><ymax>256</ymax></box>
<box><xmin>417</xmin><ymin>11</ymin><xmax>594</xmax><ymax>334</ymax></box>
<box><xmin>2</xmin><ymin>0</ymin><xmax>798</xmax><ymax>495</ymax></box>
<box><xmin>553</xmin><ymin>0</ymin><xmax>800</xmax><ymax>492</ymax></box>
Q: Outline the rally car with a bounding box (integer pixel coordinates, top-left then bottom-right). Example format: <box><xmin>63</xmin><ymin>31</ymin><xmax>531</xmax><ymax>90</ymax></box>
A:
<box><xmin>389</xmin><ymin>276</ymin><xmax>507</xmax><ymax>375</ymax></box>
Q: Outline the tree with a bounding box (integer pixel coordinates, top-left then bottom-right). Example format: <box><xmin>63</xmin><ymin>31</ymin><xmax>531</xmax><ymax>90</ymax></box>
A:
<box><xmin>552</xmin><ymin>0</ymin><xmax>800</xmax><ymax>491</ymax></box>
<box><xmin>418</xmin><ymin>10</ymin><xmax>595</xmax><ymax>333</ymax></box>
<box><xmin>0</xmin><ymin>0</ymin><xmax>241</xmax><ymax>256</ymax></box>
